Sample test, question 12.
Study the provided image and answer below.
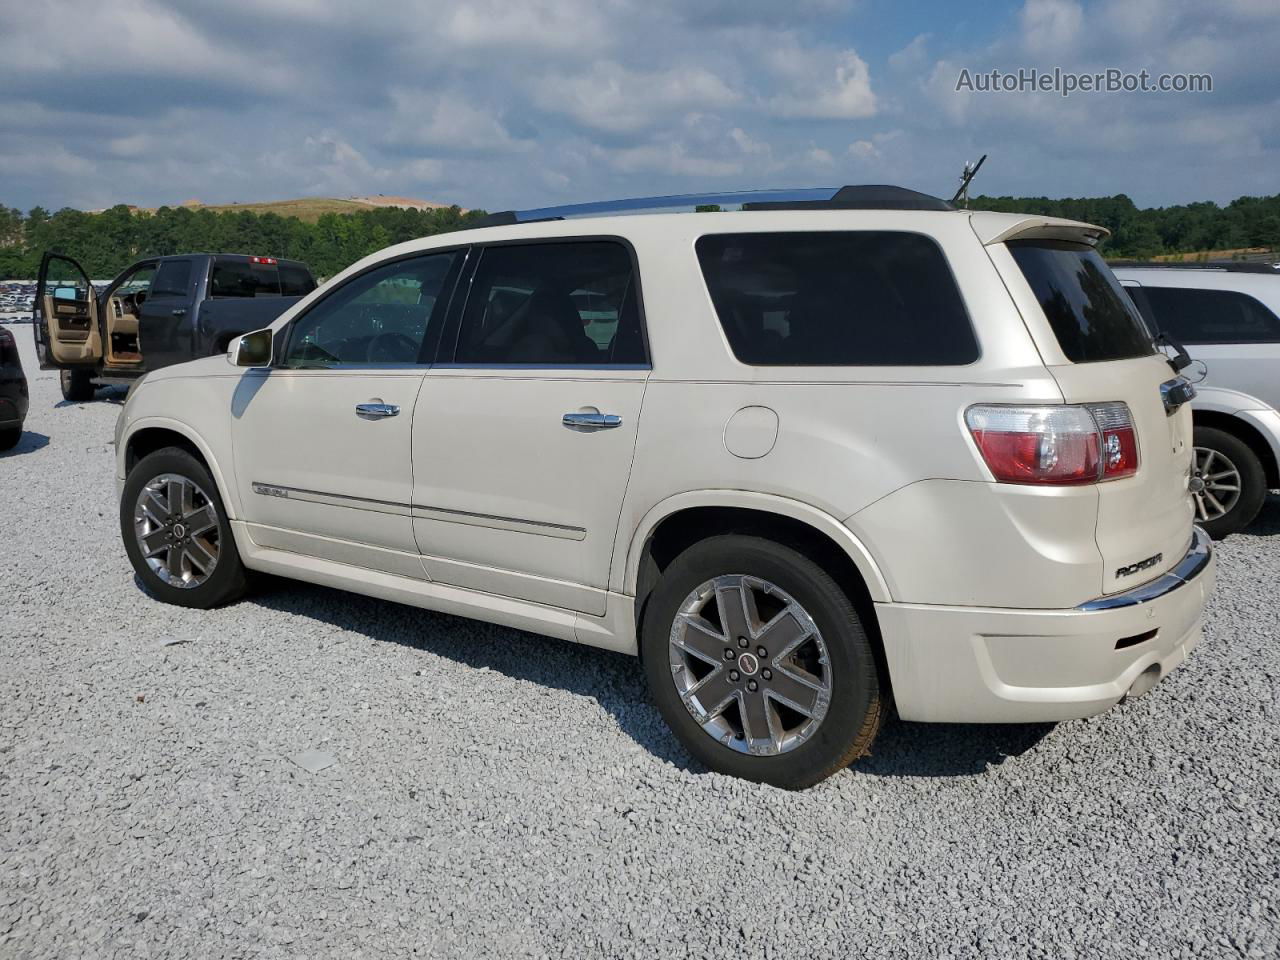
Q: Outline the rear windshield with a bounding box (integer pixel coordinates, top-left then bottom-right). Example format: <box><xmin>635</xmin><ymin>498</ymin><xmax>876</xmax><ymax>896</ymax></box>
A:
<box><xmin>695</xmin><ymin>231</ymin><xmax>979</xmax><ymax>366</ymax></box>
<box><xmin>210</xmin><ymin>259</ymin><xmax>282</xmax><ymax>298</ymax></box>
<box><xmin>1007</xmin><ymin>240</ymin><xmax>1153</xmax><ymax>363</ymax></box>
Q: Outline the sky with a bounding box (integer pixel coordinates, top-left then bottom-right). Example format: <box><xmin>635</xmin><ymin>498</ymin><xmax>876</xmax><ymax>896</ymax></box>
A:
<box><xmin>1</xmin><ymin>0</ymin><xmax>1277</xmax><ymax>214</ymax></box>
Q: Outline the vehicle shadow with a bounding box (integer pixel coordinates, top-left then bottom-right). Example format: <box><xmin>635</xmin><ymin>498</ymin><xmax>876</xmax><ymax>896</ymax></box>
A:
<box><xmin>53</xmin><ymin>386</ymin><xmax>127</xmax><ymax>409</ymax></box>
<box><xmin>0</xmin><ymin>430</ymin><xmax>50</xmax><ymax>457</ymax></box>
<box><xmin>853</xmin><ymin>716</ymin><xmax>1054</xmax><ymax>778</ymax></box>
<box><xmin>241</xmin><ymin>579</ymin><xmax>1052</xmax><ymax>780</ymax></box>
<box><xmin>1244</xmin><ymin>493</ymin><xmax>1280</xmax><ymax>537</ymax></box>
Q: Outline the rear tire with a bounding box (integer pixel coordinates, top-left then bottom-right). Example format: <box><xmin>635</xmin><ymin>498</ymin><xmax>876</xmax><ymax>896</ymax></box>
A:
<box><xmin>0</xmin><ymin>427</ymin><xmax>19</xmax><ymax>451</ymax></box>
<box><xmin>1192</xmin><ymin>425</ymin><xmax>1266</xmax><ymax>539</ymax></box>
<box><xmin>642</xmin><ymin>535</ymin><xmax>883</xmax><ymax>789</ymax></box>
<box><xmin>120</xmin><ymin>447</ymin><xmax>247</xmax><ymax>609</ymax></box>
<box><xmin>60</xmin><ymin>368</ymin><xmax>96</xmax><ymax>402</ymax></box>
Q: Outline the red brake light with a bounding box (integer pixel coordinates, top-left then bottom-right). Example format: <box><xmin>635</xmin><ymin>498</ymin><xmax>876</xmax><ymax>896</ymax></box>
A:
<box><xmin>250</xmin><ymin>256</ymin><xmax>278</xmax><ymax>265</ymax></box>
<box><xmin>965</xmin><ymin>403</ymin><xmax>1139</xmax><ymax>485</ymax></box>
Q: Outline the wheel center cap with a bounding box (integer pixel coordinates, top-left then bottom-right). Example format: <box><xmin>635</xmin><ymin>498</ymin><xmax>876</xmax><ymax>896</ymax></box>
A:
<box><xmin>737</xmin><ymin>652</ymin><xmax>759</xmax><ymax>676</ymax></box>
<box><xmin>172</xmin><ymin>522</ymin><xmax>187</xmax><ymax>539</ymax></box>
<box><xmin>1188</xmin><ymin>477</ymin><xmax>1205</xmax><ymax>494</ymax></box>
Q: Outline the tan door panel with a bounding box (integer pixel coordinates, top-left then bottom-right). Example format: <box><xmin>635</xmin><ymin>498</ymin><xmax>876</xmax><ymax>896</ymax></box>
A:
<box><xmin>43</xmin><ymin>292</ymin><xmax>102</xmax><ymax>364</ymax></box>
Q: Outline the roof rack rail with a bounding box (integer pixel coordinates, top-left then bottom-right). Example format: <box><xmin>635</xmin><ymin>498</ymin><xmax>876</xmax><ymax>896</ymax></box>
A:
<box><xmin>470</xmin><ymin>184</ymin><xmax>954</xmax><ymax>227</ymax></box>
<box><xmin>1109</xmin><ymin>260</ymin><xmax>1280</xmax><ymax>273</ymax></box>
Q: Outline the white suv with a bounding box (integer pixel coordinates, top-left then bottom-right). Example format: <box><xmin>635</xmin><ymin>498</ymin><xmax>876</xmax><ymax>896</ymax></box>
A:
<box><xmin>114</xmin><ymin>186</ymin><xmax>1215</xmax><ymax>788</ymax></box>
<box><xmin>1112</xmin><ymin>263</ymin><xmax>1280</xmax><ymax>537</ymax></box>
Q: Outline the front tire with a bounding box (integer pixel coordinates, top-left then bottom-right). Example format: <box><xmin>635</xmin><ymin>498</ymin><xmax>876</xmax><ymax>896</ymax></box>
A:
<box><xmin>120</xmin><ymin>447</ymin><xmax>247</xmax><ymax>609</ymax></box>
<box><xmin>642</xmin><ymin>535</ymin><xmax>883</xmax><ymax>789</ymax></box>
<box><xmin>60</xmin><ymin>368</ymin><xmax>96</xmax><ymax>402</ymax></box>
<box><xmin>1192</xmin><ymin>426</ymin><xmax>1266</xmax><ymax>539</ymax></box>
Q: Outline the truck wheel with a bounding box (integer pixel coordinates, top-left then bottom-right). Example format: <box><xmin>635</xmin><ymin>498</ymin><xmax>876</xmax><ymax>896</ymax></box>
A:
<box><xmin>0</xmin><ymin>427</ymin><xmax>19</xmax><ymax>451</ymax></box>
<box><xmin>60</xmin><ymin>369</ymin><xmax>96</xmax><ymax>402</ymax></box>
<box><xmin>120</xmin><ymin>447</ymin><xmax>247</xmax><ymax>609</ymax></box>
<box><xmin>642</xmin><ymin>535</ymin><xmax>884</xmax><ymax>789</ymax></box>
<box><xmin>1192</xmin><ymin>425</ymin><xmax>1267</xmax><ymax>539</ymax></box>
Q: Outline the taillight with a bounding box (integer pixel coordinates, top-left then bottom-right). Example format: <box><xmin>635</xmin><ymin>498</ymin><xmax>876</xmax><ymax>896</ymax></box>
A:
<box><xmin>250</xmin><ymin>256</ymin><xmax>278</xmax><ymax>265</ymax></box>
<box><xmin>0</xmin><ymin>328</ymin><xmax>15</xmax><ymax>364</ymax></box>
<box><xmin>965</xmin><ymin>403</ymin><xmax>1139</xmax><ymax>485</ymax></box>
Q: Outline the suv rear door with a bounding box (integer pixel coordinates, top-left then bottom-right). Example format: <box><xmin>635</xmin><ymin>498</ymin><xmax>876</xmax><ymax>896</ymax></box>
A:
<box><xmin>988</xmin><ymin>235</ymin><xmax>1194</xmax><ymax>596</ymax></box>
<box><xmin>33</xmin><ymin>252</ymin><xmax>101</xmax><ymax>370</ymax></box>
<box><xmin>410</xmin><ymin>239</ymin><xmax>649</xmax><ymax>616</ymax></box>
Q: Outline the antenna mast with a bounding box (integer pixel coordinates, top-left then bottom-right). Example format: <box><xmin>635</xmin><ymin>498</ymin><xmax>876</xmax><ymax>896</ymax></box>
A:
<box><xmin>950</xmin><ymin>154</ymin><xmax>987</xmax><ymax>208</ymax></box>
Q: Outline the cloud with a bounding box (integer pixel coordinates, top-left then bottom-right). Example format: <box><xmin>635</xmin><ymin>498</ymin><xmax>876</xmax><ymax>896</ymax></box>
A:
<box><xmin>534</xmin><ymin>63</ymin><xmax>741</xmax><ymax>135</ymax></box>
<box><xmin>763</xmin><ymin>47</ymin><xmax>878</xmax><ymax>119</ymax></box>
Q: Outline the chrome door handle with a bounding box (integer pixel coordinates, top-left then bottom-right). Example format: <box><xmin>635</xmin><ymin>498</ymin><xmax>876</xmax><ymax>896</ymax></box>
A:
<box><xmin>563</xmin><ymin>412</ymin><xmax>622</xmax><ymax>429</ymax></box>
<box><xmin>356</xmin><ymin>400</ymin><xmax>400</xmax><ymax>419</ymax></box>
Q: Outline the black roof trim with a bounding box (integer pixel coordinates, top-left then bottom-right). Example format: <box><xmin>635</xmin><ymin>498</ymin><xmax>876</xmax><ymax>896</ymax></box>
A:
<box><xmin>469</xmin><ymin>212</ymin><xmax>564</xmax><ymax>229</ymax></box>
<box><xmin>1110</xmin><ymin>260</ymin><xmax>1280</xmax><ymax>274</ymax></box>
<box><xmin>744</xmin><ymin>185</ymin><xmax>954</xmax><ymax>213</ymax></box>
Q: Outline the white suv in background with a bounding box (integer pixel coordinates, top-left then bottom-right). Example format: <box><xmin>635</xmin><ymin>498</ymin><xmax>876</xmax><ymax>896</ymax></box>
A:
<box><xmin>114</xmin><ymin>186</ymin><xmax>1214</xmax><ymax>788</ymax></box>
<box><xmin>1113</xmin><ymin>263</ymin><xmax>1280</xmax><ymax>537</ymax></box>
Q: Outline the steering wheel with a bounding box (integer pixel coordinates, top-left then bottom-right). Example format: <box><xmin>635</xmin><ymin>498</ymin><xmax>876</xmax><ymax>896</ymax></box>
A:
<box><xmin>365</xmin><ymin>331</ymin><xmax>419</xmax><ymax>364</ymax></box>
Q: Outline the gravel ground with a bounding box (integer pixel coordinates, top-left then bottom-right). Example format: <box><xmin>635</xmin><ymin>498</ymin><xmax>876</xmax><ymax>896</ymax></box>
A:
<box><xmin>2</xmin><ymin>332</ymin><xmax>1278</xmax><ymax>959</ymax></box>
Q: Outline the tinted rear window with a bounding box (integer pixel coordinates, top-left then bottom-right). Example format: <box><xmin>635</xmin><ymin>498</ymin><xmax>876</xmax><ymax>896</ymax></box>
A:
<box><xmin>210</xmin><ymin>259</ymin><xmax>282</xmax><ymax>298</ymax></box>
<box><xmin>1008</xmin><ymin>240</ymin><xmax>1153</xmax><ymax>362</ymax></box>
<box><xmin>695</xmin><ymin>232</ymin><xmax>978</xmax><ymax>366</ymax></box>
<box><xmin>1132</xmin><ymin>285</ymin><xmax>1280</xmax><ymax>344</ymax></box>
<box><xmin>279</xmin><ymin>263</ymin><xmax>316</xmax><ymax>297</ymax></box>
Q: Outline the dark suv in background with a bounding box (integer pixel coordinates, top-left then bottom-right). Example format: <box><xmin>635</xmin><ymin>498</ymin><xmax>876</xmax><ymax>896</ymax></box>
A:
<box><xmin>0</xmin><ymin>326</ymin><xmax>29</xmax><ymax>450</ymax></box>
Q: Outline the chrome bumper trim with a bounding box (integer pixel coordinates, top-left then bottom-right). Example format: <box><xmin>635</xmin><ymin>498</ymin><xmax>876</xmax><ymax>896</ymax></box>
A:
<box><xmin>1077</xmin><ymin>527</ymin><xmax>1213</xmax><ymax>612</ymax></box>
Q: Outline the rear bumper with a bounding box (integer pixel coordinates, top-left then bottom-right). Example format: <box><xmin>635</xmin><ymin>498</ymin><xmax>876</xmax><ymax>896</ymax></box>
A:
<box><xmin>878</xmin><ymin>529</ymin><xmax>1215</xmax><ymax>723</ymax></box>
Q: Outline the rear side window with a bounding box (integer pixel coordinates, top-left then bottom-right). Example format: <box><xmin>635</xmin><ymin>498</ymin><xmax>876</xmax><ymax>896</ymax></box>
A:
<box><xmin>695</xmin><ymin>232</ymin><xmax>978</xmax><ymax>366</ymax></box>
<box><xmin>151</xmin><ymin>260</ymin><xmax>192</xmax><ymax>299</ymax></box>
<box><xmin>279</xmin><ymin>263</ymin><xmax>316</xmax><ymax>297</ymax></box>
<box><xmin>210</xmin><ymin>259</ymin><xmax>281</xmax><ymax>298</ymax></box>
<box><xmin>1132</xmin><ymin>286</ymin><xmax>1280</xmax><ymax>344</ymax></box>
<box><xmin>452</xmin><ymin>241</ymin><xmax>646</xmax><ymax>365</ymax></box>
<box><xmin>1007</xmin><ymin>240</ymin><xmax>1153</xmax><ymax>363</ymax></box>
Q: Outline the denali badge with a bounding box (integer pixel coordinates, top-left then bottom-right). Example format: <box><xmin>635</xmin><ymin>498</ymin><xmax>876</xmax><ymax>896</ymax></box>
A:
<box><xmin>252</xmin><ymin>483</ymin><xmax>290</xmax><ymax>499</ymax></box>
<box><xmin>1116</xmin><ymin>553</ymin><xmax>1162</xmax><ymax>579</ymax></box>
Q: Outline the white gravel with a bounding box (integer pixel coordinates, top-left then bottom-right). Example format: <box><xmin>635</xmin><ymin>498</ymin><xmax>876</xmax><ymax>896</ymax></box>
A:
<box><xmin>2</xmin><ymin>331</ymin><xmax>1278</xmax><ymax>959</ymax></box>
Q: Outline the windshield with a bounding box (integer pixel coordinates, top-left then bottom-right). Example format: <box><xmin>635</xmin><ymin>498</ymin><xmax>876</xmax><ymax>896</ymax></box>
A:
<box><xmin>1007</xmin><ymin>240</ymin><xmax>1153</xmax><ymax>363</ymax></box>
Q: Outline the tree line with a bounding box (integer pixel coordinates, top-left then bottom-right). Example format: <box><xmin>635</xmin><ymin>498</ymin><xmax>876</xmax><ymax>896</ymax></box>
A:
<box><xmin>1</xmin><ymin>191</ymin><xmax>1278</xmax><ymax>281</ymax></box>
<box><xmin>0</xmin><ymin>203</ymin><xmax>490</xmax><ymax>280</ymax></box>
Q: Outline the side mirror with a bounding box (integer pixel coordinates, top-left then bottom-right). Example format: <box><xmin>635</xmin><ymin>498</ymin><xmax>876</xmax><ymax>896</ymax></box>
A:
<box><xmin>228</xmin><ymin>327</ymin><xmax>273</xmax><ymax>367</ymax></box>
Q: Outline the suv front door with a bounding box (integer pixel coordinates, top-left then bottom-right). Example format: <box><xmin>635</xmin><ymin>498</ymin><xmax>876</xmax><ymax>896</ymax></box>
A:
<box><xmin>230</xmin><ymin>250</ymin><xmax>464</xmax><ymax>578</ymax></box>
<box><xmin>411</xmin><ymin>239</ymin><xmax>649</xmax><ymax>615</ymax></box>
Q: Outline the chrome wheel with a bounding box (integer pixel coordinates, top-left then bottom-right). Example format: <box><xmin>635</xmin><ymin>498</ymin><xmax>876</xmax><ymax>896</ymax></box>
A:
<box><xmin>1192</xmin><ymin>446</ymin><xmax>1242</xmax><ymax>522</ymax></box>
<box><xmin>133</xmin><ymin>473</ymin><xmax>221</xmax><ymax>588</ymax></box>
<box><xmin>668</xmin><ymin>575</ymin><xmax>832</xmax><ymax>757</ymax></box>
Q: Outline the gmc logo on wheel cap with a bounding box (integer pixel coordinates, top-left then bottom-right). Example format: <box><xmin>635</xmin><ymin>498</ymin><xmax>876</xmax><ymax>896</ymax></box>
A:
<box><xmin>1116</xmin><ymin>553</ymin><xmax>1163</xmax><ymax>579</ymax></box>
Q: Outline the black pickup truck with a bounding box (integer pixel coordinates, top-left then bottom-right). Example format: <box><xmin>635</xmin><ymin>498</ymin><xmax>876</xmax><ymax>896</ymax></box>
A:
<box><xmin>34</xmin><ymin>252</ymin><xmax>317</xmax><ymax>401</ymax></box>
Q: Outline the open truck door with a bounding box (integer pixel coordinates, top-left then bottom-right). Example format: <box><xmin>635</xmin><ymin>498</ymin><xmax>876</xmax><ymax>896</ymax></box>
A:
<box><xmin>33</xmin><ymin>252</ymin><xmax>101</xmax><ymax>371</ymax></box>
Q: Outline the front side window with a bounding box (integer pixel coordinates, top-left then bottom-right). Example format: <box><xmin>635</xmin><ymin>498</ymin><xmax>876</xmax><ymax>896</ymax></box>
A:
<box><xmin>1132</xmin><ymin>285</ymin><xmax>1280</xmax><ymax>344</ymax></box>
<box><xmin>695</xmin><ymin>232</ymin><xmax>978</xmax><ymax>366</ymax></box>
<box><xmin>151</xmin><ymin>260</ymin><xmax>192</xmax><ymax>299</ymax></box>
<box><xmin>452</xmin><ymin>241</ymin><xmax>646</xmax><ymax>365</ymax></box>
<box><xmin>283</xmin><ymin>252</ymin><xmax>460</xmax><ymax>367</ymax></box>
<box><xmin>1007</xmin><ymin>240</ymin><xmax>1153</xmax><ymax>363</ymax></box>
